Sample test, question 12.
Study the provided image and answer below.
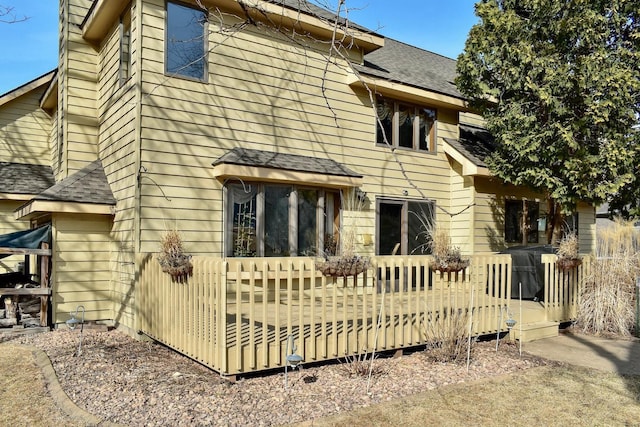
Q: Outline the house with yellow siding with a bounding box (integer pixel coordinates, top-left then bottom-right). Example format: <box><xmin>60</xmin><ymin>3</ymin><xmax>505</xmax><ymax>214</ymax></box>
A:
<box><xmin>0</xmin><ymin>0</ymin><xmax>595</xmax><ymax>372</ymax></box>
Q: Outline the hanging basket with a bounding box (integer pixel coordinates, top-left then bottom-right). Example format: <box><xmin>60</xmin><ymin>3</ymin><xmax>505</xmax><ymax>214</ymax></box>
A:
<box><xmin>556</xmin><ymin>257</ymin><xmax>582</xmax><ymax>272</ymax></box>
<box><xmin>315</xmin><ymin>256</ymin><xmax>370</xmax><ymax>279</ymax></box>
<box><xmin>158</xmin><ymin>254</ymin><xmax>193</xmax><ymax>282</ymax></box>
<box><xmin>429</xmin><ymin>258</ymin><xmax>470</xmax><ymax>274</ymax></box>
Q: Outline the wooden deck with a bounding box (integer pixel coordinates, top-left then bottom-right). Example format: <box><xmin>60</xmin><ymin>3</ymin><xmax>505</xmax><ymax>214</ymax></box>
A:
<box><xmin>137</xmin><ymin>254</ymin><xmax>588</xmax><ymax>375</ymax></box>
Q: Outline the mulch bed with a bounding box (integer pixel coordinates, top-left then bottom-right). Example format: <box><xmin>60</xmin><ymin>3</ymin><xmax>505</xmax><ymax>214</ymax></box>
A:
<box><xmin>6</xmin><ymin>329</ymin><xmax>550</xmax><ymax>426</ymax></box>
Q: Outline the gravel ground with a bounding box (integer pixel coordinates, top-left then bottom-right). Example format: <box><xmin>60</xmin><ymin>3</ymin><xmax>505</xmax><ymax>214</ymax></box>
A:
<box><xmin>7</xmin><ymin>329</ymin><xmax>549</xmax><ymax>426</ymax></box>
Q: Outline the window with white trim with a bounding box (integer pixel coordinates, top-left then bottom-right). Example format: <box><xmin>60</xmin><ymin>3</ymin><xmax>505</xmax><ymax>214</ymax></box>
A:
<box><xmin>226</xmin><ymin>183</ymin><xmax>340</xmax><ymax>257</ymax></box>
<box><xmin>376</xmin><ymin>96</ymin><xmax>437</xmax><ymax>152</ymax></box>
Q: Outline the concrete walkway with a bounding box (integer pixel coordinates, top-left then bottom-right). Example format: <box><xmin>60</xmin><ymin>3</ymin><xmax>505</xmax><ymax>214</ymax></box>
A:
<box><xmin>524</xmin><ymin>331</ymin><xmax>640</xmax><ymax>375</ymax></box>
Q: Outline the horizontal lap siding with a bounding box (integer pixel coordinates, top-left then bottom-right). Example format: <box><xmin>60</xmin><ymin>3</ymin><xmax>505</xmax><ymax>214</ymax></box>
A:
<box><xmin>577</xmin><ymin>203</ymin><xmax>596</xmax><ymax>254</ymax></box>
<box><xmin>53</xmin><ymin>214</ymin><xmax>114</xmax><ymax>323</ymax></box>
<box><xmin>449</xmin><ymin>160</ymin><xmax>474</xmax><ymax>254</ymax></box>
<box><xmin>97</xmin><ymin>3</ymin><xmax>139</xmax><ymax>332</ymax></box>
<box><xmin>0</xmin><ymin>87</ymin><xmax>52</xmax><ymax>165</ymax></box>
<box><xmin>473</xmin><ymin>177</ymin><xmax>549</xmax><ymax>253</ymax></box>
<box><xmin>63</xmin><ymin>0</ymin><xmax>98</xmax><ymax>177</ymax></box>
<box><xmin>139</xmin><ymin>0</ymin><xmax>454</xmax><ymax>255</ymax></box>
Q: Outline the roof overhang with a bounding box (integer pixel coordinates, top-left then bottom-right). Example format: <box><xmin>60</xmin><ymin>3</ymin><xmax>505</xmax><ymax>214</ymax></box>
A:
<box><xmin>442</xmin><ymin>139</ymin><xmax>491</xmax><ymax>177</ymax></box>
<box><xmin>82</xmin><ymin>0</ymin><xmax>384</xmax><ymax>51</ymax></box>
<box><xmin>0</xmin><ymin>193</ymin><xmax>38</xmax><ymax>202</ymax></box>
<box><xmin>15</xmin><ymin>200</ymin><xmax>116</xmax><ymax>221</ymax></box>
<box><xmin>348</xmin><ymin>73</ymin><xmax>469</xmax><ymax>111</ymax></box>
<box><xmin>213</xmin><ymin>163</ymin><xmax>363</xmax><ymax>188</ymax></box>
<box><xmin>0</xmin><ymin>70</ymin><xmax>56</xmax><ymax>108</ymax></box>
<box><xmin>241</xmin><ymin>0</ymin><xmax>384</xmax><ymax>53</ymax></box>
<box><xmin>82</xmin><ymin>0</ymin><xmax>131</xmax><ymax>44</ymax></box>
<box><xmin>40</xmin><ymin>74</ymin><xmax>59</xmax><ymax>114</ymax></box>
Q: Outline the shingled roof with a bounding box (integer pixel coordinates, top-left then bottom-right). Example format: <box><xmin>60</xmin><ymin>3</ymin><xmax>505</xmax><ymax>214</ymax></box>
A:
<box><xmin>34</xmin><ymin>160</ymin><xmax>116</xmax><ymax>205</ymax></box>
<box><xmin>358</xmin><ymin>38</ymin><xmax>462</xmax><ymax>99</ymax></box>
<box><xmin>0</xmin><ymin>163</ymin><xmax>55</xmax><ymax>195</ymax></box>
<box><xmin>444</xmin><ymin>124</ymin><xmax>496</xmax><ymax>168</ymax></box>
<box><xmin>213</xmin><ymin>147</ymin><xmax>362</xmax><ymax>178</ymax></box>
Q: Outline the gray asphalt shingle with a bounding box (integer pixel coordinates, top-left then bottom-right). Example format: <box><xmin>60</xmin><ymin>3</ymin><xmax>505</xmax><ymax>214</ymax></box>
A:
<box><xmin>444</xmin><ymin>124</ymin><xmax>496</xmax><ymax>167</ymax></box>
<box><xmin>35</xmin><ymin>160</ymin><xmax>116</xmax><ymax>205</ymax></box>
<box><xmin>0</xmin><ymin>163</ymin><xmax>55</xmax><ymax>195</ymax></box>
<box><xmin>213</xmin><ymin>147</ymin><xmax>362</xmax><ymax>178</ymax></box>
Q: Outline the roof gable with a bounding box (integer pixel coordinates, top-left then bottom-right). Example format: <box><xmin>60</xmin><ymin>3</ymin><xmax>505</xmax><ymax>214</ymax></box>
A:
<box><xmin>35</xmin><ymin>160</ymin><xmax>116</xmax><ymax>205</ymax></box>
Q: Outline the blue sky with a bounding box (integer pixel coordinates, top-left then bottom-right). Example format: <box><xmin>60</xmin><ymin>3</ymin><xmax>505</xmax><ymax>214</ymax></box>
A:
<box><xmin>0</xmin><ymin>0</ymin><xmax>479</xmax><ymax>95</ymax></box>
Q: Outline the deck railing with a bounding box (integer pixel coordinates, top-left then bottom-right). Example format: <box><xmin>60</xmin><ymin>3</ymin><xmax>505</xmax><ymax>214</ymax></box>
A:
<box><xmin>542</xmin><ymin>254</ymin><xmax>591</xmax><ymax>322</ymax></box>
<box><xmin>137</xmin><ymin>254</ymin><xmax>519</xmax><ymax>375</ymax></box>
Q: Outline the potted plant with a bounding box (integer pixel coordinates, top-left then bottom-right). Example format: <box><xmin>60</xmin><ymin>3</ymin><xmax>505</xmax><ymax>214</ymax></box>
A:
<box><xmin>157</xmin><ymin>228</ymin><xmax>192</xmax><ymax>281</ymax></box>
<box><xmin>427</xmin><ymin>225</ymin><xmax>470</xmax><ymax>273</ymax></box>
<box><xmin>556</xmin><ymin>231</ymin><xmax>582</xmax><ymax>271</ymax></box>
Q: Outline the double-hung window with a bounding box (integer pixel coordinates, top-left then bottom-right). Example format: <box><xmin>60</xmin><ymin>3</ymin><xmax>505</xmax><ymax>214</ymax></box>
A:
<box><xmin>376</xmin><ymin>96</ymin><xmax>437</xmax><ymax>152</ymax></box>
<box><xmin>226</xmin><ymin>183</ymin><xmax>340</xmax><ymax>257</ymax></box>
<box><xmin>166</xmin><ymin>1</ymin><xmax>207</xmax><ymax>80</ymax></box>
<box><xmin>505</xmin><ymin>200</ymin><xmax>539</xmax><ymax>244</ymax></box>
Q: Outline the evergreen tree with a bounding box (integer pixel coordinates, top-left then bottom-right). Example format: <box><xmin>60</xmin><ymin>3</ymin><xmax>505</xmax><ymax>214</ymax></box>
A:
<box><xmin>456</xmin><ymin>0</ymin><xmax>640</xmax><ymax>241</ymax></box>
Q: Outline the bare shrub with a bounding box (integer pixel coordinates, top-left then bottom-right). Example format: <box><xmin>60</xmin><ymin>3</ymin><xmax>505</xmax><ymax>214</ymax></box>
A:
<box><xmin>577</xmin><ymin>220</ymin><xmax>640</xmax><ymax>337</ymax></box>
<box><xmin>423</xmin><ymin>308</ymin><xmax>474</xmax><ymax>363</ymax></box>
<box><xmin>338</xmin><ymin>350</ymin><xmax>387</xmax><ymax>378</ymax></box>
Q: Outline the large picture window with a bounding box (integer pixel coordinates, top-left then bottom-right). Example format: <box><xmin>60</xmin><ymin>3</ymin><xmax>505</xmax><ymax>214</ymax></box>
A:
<box><xmin>226</xmin><ymin>183</ymin><xmax>340</xmax><ymax>257</ymax></box>
<box><xmin>505</xmin><ymin>199</ymin><xmax>539</xmax><ymax>244</ymax></box>
<box><xmin>166</xmin><ymin>1</ymin><xmax>207</xmax><ymax>80</ymax></box>
<box><xmin>376</xmin><ymin>96</ymin><xmax>437</xmax><ymax>152</ymax></box>
<box><xmin>376</xmin><ymin>198</ymin><xmax>435</xmax><ymax>255</ymax></box>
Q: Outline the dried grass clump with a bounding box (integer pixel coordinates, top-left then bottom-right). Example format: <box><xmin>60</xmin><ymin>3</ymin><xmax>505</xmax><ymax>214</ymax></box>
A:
<box><xmin>316</xmin><ymin>189</ymin><xmax>370</xmax><ymax>278</ymax></box>
<box><xmin>426</xmin><ymin>224</ymin><xmax>470</xmax><ymax>273</ymax></box>
<box><xmin>423</xmin><ymin>308</ymin><xmax>474</xmax><ymax>363</ymax></box>
<box><xmin>338</xmin><ymin>350</ymin><xmax>388</xmax><ymax>378</ymax></box>
<box><xmin>576</xmin><ymin>220</ymin><xmax>639</xmax><ymax>337</ymax></box>
<box><xmin>556</xmin><ymin>232</ymin><xmax>582</xmax><ymax>271</ymax></box>
<box><xmin>157</xmin><ymin>229</ymin><xmax>192</xmax><ymax>282</ymax></box>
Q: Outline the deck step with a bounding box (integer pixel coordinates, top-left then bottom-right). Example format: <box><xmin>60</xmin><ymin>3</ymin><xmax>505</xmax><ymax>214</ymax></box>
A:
<box><xmin>509</xmin><ymin>321</ymin><xmax>559</xmax><ymax>342</ymax></box>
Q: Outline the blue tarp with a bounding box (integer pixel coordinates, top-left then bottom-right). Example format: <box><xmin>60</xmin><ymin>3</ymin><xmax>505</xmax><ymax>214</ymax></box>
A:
<box><xmin>0</xmin><ymin>225</ymin><xmax>51</xmax><ymax>259</ymax></box>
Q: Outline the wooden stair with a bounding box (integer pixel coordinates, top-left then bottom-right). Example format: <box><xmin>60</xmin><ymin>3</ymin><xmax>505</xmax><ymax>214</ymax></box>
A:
<box><xmin>509</xmin><ymin>321</ymin><xmax>559</xmax><ymax>342</ymax></box>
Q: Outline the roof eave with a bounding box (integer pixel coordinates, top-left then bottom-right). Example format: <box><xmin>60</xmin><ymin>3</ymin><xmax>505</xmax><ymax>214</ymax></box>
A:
<box><xmin>82</xmin><ymin>0</ymin><xmax>130</xmax><ymax>44</ymax></box>
<box><xmin>39</xmin><ymin>74</ymin><xmax>58</xmax><ymax>114</ymax></box>
<box><xmin>15</xmin><ymin>200</ymin><xmax>116</xmax><ymax>221</ymax></box>
<box><xmin>350</xmin><ymin>73</ymin><xmax>469</xmax><ymax>111</ymax></box>
<box><xmin>442</xmin><ymin>140</ymin><xmax>491</xmax><ymax>177</ymax></box>
<box><xmin>0</xmin><ymin>70</ymin><xmax>56</xmax><ymax>108</ymax></box>
<box><xmin>212</xmin><ymin>163</ymin><xmax>363</xmax><ymax>189</ymax></box>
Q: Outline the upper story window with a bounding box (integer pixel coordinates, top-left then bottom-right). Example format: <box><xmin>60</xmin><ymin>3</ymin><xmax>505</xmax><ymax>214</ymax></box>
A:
<box><xmin>166</xmin><ymin>1</ymin><xmax>207</xmax><ymax>80</ymax></box>
<box><xmin>376</xmin><ymin>96</ymin><xmax>437</xmax><ymax>152</ymax></box>
<box><xmin>505</xmin><ymin>199</ymin><xmax>539</xmax><ymax>244</ymax></box>
<box><xmin>119</xmin><ymin>7</ymin><xmax>132</xmax><ymax>85</ymax></box>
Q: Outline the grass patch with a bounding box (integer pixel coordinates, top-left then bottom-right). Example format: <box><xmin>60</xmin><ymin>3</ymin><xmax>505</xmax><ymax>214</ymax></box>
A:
<box><xmin>0</xmin><ymin>344</ymin><xmax>81</xmax><ymax>426</ymax></box>
<box><xmin>294</xmin><ymin>365</ymin><xmax>640</xmax><ymax>427</ymax></box>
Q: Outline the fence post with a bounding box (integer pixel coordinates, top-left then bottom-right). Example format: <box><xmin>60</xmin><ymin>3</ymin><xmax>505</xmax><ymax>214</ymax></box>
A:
<box><xmin>636</xmin><ymin>277</ymin><xmax>640</xmax><ymax>338</ymax></box>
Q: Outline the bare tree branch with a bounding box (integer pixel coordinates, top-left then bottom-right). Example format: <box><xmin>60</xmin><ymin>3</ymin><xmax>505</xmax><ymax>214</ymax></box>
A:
<box><xmin>0</xmin><ymin>5</ymin><xmax>28</xmax><ymax>24</ymax></box>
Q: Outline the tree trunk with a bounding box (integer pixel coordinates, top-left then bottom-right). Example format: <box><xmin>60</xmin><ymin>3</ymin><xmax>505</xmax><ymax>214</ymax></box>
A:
<box><xmin>546</xmin><ymin>199</ymin><xmax>563</xmax><ymax>245</ymax></box>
